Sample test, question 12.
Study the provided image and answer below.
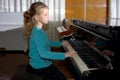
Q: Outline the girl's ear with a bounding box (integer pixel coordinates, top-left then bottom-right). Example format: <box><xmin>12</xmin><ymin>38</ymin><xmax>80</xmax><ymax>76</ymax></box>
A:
<box><xmin>34</xmin><ymin>15</ymin><xmax>39</xmax><ymax>21</ymax></box>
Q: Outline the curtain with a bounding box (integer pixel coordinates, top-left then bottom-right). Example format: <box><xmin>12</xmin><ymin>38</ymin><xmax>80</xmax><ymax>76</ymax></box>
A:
<box><xmin>108</xmin><ymin>0</ymin><xmax>120</xmax><ymax>26</ymax></box>
<box><xmin>0</xmin><ymin>0</ymin><xmax>65</xmax><ymax>40</ymax></box>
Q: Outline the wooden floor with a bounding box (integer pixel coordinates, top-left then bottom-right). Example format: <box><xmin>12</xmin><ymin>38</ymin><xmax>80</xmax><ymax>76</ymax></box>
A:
<box><xmin>0</xmin><ymin>51</ymin><xmax>75</xmax><ymax>80</ymax></box>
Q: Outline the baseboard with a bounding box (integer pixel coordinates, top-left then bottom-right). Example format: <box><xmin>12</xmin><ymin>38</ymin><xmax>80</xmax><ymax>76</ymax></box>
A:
<box><xmin>0</xmin><ymin>50</ymin><xmax>27</xmax><ymax>54</ymax></box>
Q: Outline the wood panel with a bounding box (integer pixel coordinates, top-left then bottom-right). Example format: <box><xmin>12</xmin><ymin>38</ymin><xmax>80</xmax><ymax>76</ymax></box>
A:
<box><xmin>66</xmin><ymin>0</ymin><xmax>107</xmax><ymax>24</ymax></box>
<box><xmin>66</xmin><ymin>0</ymin><xmax>84</xmax><ymax>20</ymax></box>
<box><xmin>86</xmin><ymin>0</ymin><xmax>107</xmax><ymax>24</ymax></box>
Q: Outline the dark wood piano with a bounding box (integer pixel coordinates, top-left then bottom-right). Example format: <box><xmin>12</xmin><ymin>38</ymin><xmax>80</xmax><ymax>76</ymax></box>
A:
<box><xmin>61</xmin><ymin>19</ymin><xmax>120</xmax><ymax>80</ymax></box>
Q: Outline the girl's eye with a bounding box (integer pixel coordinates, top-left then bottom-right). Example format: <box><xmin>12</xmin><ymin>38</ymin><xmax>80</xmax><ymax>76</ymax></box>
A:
<box><xmin>45</xmin><ymin>14</ymin><xmax>48</xmax><ymax>16</ymax></box>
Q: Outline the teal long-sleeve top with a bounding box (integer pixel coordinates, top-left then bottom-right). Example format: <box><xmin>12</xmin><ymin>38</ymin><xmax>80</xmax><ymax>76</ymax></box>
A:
<box><xmin>29</xmin><ymin>26</ymin><xmax>66</xmax><ymax>69</ymax></box>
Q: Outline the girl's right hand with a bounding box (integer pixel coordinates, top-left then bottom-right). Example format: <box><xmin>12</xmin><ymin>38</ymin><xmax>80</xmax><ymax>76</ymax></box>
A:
<box><xmin>65</xmin><ymin>51</ymin><xmax>77</xmax><ymax>58</ymax></box>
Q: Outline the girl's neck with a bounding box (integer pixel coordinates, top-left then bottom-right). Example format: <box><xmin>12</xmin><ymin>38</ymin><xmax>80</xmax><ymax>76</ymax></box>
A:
<box><xmin>36</xmin><ymin>22</ymin><xmax>43</xmax><ymax>29</ymax></box>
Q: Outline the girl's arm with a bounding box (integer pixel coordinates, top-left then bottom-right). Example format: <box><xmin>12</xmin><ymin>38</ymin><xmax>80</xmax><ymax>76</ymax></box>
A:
<box><xmin>49</xmin><ymin>40</ymin><xmax>62</xmax><ymax>47</ymax></box>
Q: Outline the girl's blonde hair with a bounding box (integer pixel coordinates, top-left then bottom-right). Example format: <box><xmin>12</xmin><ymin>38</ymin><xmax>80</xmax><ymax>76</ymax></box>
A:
<box><xmin>23</xmin><ymin>2</ymin><xmax>48</xmax><ymax>39</ymax></box>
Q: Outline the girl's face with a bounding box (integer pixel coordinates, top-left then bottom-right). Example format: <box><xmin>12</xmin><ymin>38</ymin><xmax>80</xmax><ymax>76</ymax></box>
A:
<box><xmin>35</xmin><ymin>8</ymin><xmax>49</xmax><ymax>25</ymax></box>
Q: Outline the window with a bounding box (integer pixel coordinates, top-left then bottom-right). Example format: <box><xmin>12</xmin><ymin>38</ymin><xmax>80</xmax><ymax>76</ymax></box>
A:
<box><xmin>0</xmin><ymin>0</ymin><xmax>65</xmax><ymax>21</ymax></box>
<box><xmin>109</xmin><ymin>0</ymin><xmax>120</xmax><ymax>26</ymax></box>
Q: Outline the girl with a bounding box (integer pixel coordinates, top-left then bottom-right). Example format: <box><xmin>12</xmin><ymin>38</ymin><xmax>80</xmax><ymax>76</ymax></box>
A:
<box><xmin>23</xmin><ymin>2</ymin><xmax>76</xmax><ymax>80</ymax></box>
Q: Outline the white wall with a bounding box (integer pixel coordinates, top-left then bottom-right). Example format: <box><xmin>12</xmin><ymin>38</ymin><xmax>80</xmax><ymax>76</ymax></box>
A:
<box><xmin>0</xmin><ymin>12</ymin><xmax>23</xmax><ymax>31</ymax></box>
<box><xmin>0</xmin><ymin>28</ymin><xmax>28</xmax><ymax>51</ymax></box>
<box><xmin>0</xmin><ymin>12</ymin><xmax>28</xmax><ymax>51</ymax></box>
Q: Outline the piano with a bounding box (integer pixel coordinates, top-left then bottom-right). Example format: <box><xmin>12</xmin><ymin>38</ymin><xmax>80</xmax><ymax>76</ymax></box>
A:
<box><xmin>61</xmin><ymin>19</ymin><xmax>120</xmax><ymax>80</ymax></box>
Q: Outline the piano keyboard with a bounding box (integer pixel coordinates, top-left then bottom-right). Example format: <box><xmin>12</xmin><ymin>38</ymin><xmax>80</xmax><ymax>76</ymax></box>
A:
<box><xmin>63</xmin><ymin>39</ymin><xmax>112</xmax><ymax>74</ymax></box>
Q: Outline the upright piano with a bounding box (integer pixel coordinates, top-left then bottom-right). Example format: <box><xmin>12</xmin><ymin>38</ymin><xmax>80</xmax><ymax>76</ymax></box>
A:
<box><xmin>61</xmin><ymin>19</ymin><xmax>120</xmax><ymax>80</ymax></box>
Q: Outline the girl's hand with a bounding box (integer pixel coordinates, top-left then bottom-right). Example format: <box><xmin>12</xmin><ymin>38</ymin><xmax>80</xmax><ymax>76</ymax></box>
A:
<box><xmin>102</xmin><ymin>50</ymin><xmax>112</xmax><ymax>56</ymax></box>
<box><xmin>65</xmin><ymin>51</ymin><xmax>77</xmax><ymax>58</ymax></box>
